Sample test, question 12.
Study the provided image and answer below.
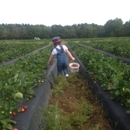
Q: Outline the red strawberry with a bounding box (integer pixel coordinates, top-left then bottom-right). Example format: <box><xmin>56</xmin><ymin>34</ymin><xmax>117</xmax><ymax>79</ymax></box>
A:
<box><xmin>23</xmin><ymin>106</ymin><xmax>28</xmax><ymax>110</ymax></box>
<box><xmin>12</xmin><ymin>112</ymin><xmax>16</xmax><ymax>116</ymax></box>
<box><xmin>13</xmin><ymin>128</ymin><xmax>18</xmax><ymax>130</ymax></box>
<box><xmin>72</xmin><ymin>64</ymin><xmax>78</xmax><ymax>67</ymax></box>
<box><xmin>20</xmin><ymin>108</ymin><xmax>25</xmax><ymax>112</ymax></box>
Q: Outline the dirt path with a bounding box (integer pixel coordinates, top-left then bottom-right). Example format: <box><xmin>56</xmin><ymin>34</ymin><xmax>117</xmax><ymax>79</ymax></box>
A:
<box><xmin>44</xmin><ymin>72</ymin><xmax>113</xmax><ymax>130</ymax></box>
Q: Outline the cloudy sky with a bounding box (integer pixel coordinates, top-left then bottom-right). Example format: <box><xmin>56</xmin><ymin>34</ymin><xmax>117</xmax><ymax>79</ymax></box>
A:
<box><xmin>0</xmin><ymin>0</ymin><xmax>129</xmax><ymax>26</ymax></box>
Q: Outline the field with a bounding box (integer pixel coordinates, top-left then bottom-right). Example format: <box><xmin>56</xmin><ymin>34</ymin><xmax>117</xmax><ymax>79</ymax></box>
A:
<box><xmin>1</xmin><ymin>37</ymin><xmax>130</xmax><ymax>130</ymax></box>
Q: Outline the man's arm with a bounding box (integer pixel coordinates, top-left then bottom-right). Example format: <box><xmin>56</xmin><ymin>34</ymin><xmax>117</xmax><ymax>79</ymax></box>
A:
<box><xmin>47</xmin><ymin>54</ymin><xmax>54</xmax><ymax>66</ymax></box>
<box><xmin>66</xmin><ymin>49</ymin><xmax>75</xmax><ymax>60</ymax></box>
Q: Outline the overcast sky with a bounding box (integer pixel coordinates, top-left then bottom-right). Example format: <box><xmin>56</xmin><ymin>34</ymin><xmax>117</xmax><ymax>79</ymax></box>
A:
<box><xmin>0</xmin><ymin>0</ymin><xmax>130</xmax><ymax>26</ymax></box>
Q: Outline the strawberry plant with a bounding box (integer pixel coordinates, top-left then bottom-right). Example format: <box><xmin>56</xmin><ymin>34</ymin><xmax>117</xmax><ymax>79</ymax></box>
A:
<box><xmin>76</xmin><ymin>37</ymin><xmax>130</xmax><ymax>59</ymax></box>
<box><xmin>0</xmin><ymin>39</ymin><xmax>49</xmax><ymax>63</ymax></box>
<box><xmin>0</xmin><ymin>44</ymin><xmax>54</xmax><ymax>129</ymax></box>
<box><xmin>68</xmin><ymin>42</ymin><xmax>130</xmax><ymax>109</ymax></box>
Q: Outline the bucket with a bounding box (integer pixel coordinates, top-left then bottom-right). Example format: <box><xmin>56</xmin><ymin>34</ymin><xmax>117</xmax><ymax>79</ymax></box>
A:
<box><xmin>69</xmin><ymin>62</ymin><xmax>80</xmax><ymax>73</ymax></box>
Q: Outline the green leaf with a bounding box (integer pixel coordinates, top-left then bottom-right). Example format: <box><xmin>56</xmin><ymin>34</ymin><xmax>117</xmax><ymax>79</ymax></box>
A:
<box><xmin>14</xmin><ymin>73</ymin><xmax>19</xmax><ymax>82</ymax></box>
<box><xmin>14</xmin><ymin>92</ymin><xmax>23</xmax><ymax>99</ymax></box>
<box><xmin>126</xmin><ymin>110</ymin><xmax>130</xmax><ymax>114</ymax></box>
<box><xmin>127</xmin><ymin>99</ymin><xmax>130</xmax><ymax>104</ymax></box>
<box><xmin>7</xmin><ymin>119</ymin><xmax>16</xmax><ymax>124</ymax></box>
<box><xmin>115</xmin><ymin>90</ymin><xmax>120</xmax><ymax>96</ymax></box>
<box><xmin>0</xmin><ymin>81</ymin><xmax>3</xmax><ymax>89</ymax></box>
<box><xmin>113</xmin><ymin>76</ymin><xmax>119</xmax><ymax>85</ymax></box>
<box><xmin>4</xmin><ymin>102</ymin><xmax>10</xmax><ymax>111</ymax></box>
<box><xmin>0</xmin><ymin>119</ymin><xmax>8</xmax><ymax>126</ymax></box>
<box><xmin>126</xmin><ymin>88</ymin><xmax>130</xmax><ymax>93</ymax></box>
<box><xmin>3</xmin><ymin>123</ymin><xmax>13</xmax><ymax>130</ymax></box>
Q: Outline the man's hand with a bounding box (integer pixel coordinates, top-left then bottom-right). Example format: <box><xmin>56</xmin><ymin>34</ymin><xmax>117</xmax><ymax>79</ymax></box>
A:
<box><xmin>72</xmin><ymin>57</ymin><xmax>75</xmax><ymax>61</ymax></box>
<box><xmin>47</xmin><ymin>62</ymin><xmax>49</xmax><ymax>67</ymax></box>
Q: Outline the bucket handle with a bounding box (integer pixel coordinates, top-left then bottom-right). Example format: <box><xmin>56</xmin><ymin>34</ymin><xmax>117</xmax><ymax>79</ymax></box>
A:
<box><xmin>69</xmin><ymin>60</ymin><xmax>75</xmax><ymax>63</ymax></box>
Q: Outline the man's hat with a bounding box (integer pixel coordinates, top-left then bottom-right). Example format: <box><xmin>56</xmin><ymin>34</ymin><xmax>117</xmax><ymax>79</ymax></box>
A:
<box><xmin>52</xmin><ymin>36</ymin><xmax>61</xmax><ymax>43</ymax></box>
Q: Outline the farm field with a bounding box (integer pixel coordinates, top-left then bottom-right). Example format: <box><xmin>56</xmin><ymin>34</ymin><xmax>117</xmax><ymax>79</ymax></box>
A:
<box><xmin>1</xmin><ymin>37</ymin><xmax>130</xmax><ymax>130</ymax></box>
<box><xmin>0</xmin><ymin>39</ymin><xmax>50</xmax><ymax>63</ymax></box>
<box><xmin>66</xmin><ymin>37</ymin><xmax>130</xmax><ymax>58</ymax></box>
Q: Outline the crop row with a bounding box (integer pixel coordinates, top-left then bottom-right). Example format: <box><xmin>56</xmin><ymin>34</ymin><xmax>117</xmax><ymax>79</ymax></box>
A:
<box><xmin>0</xmin><ymin>45</ymin><xmax>53</xmax><ymax>130</ymax></box>
<box><xmin>68</xmin><ymin>42</ymin><xmax>130</xmax><ymax>110</ymax></box>
<box><xmin>66</xmin><ymin>38</ymin><xmax>130</xmax><ymax>59</ymax></box>
<box><xmin>0</xmin><ymin>40</ymin><xmax>49</xmax><ymax>63</ymax></box>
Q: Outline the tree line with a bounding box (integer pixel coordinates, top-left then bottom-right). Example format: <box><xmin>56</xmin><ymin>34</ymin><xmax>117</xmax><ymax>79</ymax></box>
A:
<box><xmin>0</xmin><ymin>18</ymin><xmax>130</xmax><ymax>40</ymax></box>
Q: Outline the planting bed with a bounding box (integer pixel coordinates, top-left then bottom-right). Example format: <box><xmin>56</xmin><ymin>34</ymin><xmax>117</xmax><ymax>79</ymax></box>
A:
<box><xmin>12</xmin><ymin>63</ymin><xmax>57</xmax><ymax>130</ymax></box>
<box><xmin>0</xmin><ymin>44</ymin><xmax>54</xmax><ymax>130</ymax></box>
<box><xmin>80</xmin><ymin>44</ymin><xmax>130</xmax><ymax>65</ymax></box>
<box><xmin>0</xmin><ymin>40</ymin><xmax>49</xmax><ymax>63</ymax></box>
<box><xmin>67</xmin><ymin>44</ymin><xmax>130</xmax><ymax>130</ymax></box>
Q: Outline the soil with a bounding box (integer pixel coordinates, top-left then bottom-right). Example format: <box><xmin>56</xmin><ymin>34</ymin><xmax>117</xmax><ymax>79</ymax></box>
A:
<box><xmin>49</xmin><ymin>72</ymin><xmax>114</xmax><ymax>130</ymax></box>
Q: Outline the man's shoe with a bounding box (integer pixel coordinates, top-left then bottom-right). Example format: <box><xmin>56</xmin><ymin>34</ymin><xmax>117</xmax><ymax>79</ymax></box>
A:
<box><xmin>65</xmin><ymin>74</ymin><xmax>69</xmax><ymax>77</ymax></box>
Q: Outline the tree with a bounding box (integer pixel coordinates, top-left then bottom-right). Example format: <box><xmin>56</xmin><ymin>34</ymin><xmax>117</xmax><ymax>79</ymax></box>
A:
<box><xmin>104</xmin><ymin>18</ymin><xmax>123</xmax><ymax>37</ymax></box>
<box><xmin>123</xmin><ymin>20</ymin><xmax>130</xmax><ymax>36</ymax></box>
<box><xmin>21</xmin><ymin>26</ymin><xmax>28</xmax><ymax>39</ymax></box>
